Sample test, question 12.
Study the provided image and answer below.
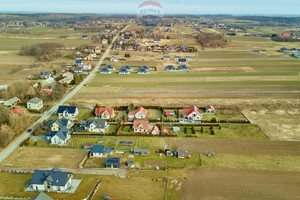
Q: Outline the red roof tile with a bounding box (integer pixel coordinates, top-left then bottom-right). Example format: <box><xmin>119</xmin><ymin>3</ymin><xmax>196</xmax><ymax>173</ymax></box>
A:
<box><xmin>183</xmin><ymin>105</ymin><xmax>201</xmax><ymax>116</ymax></box>
<box><xmin>11</xmin><ymin>107</ymin><xmax>23</xmax><ymax>114</ymax></box>
<box><xmin>133</xmin><ymin>120</ymin><xmax>149</xmax><ymax>130</ymax></box>
<box><xmin>95</xmin><ymin>107</ymin><xmax>114</xmax><ymax>116</ymax></box>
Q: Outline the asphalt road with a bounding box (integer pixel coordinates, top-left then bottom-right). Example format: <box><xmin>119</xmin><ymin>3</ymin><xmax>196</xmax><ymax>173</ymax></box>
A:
<box><xmin>0</xmin><ymin>25</ymin><xmax>130</xmax><ymax>164</ymax></box>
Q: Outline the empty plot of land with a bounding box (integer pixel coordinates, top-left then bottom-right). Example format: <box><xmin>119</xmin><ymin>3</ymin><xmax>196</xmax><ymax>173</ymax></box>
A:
<box><xmin>168</xmin><ymin>138</ymin><xmax>300</xmax><ymax>156</ymax></box>
<box><xmin>179</xmin><ymin>168</ymin><xmax>300</xmax><ymax>200</ymax></box>
<box><xmin>1</xmin><ymin>147</ymin><xmax>86</xmax><ymax>169</ymax></box>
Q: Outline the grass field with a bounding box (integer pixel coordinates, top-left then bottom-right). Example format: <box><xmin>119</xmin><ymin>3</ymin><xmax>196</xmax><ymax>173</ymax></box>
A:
<box><xmin>1</xmin><ymin>147</ymin><xmax>86</xmax><ymax>169</ymax></box>
<box><xmin>178</xmin><ymin>168</ymin><xmax>300</xmax><ymax>200</ymax></box>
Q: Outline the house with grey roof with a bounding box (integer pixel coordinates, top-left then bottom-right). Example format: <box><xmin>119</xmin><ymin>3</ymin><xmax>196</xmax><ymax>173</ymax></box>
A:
<box><xmin>137</xmin><ymin>68</ymin><xmax>149</xmax><ymax>74</ymax></box>
<box><xmin>174</xmin><ymin>56</ymin><xmax>181</xmax><ymax>61</ymax></box>
<box><xmin>105</xmin><ymin>157</ymin><xmax>121</xmax><ymax>168</ymax></box>
<box><xmin>44</xmin><ymin>118</ymin><xmax>72</xmax><ymax>131</ymax></box>
<box><xmin>163</xmin><ymin>56</ymin><xmax>171</xmax><ymax>60</ymax></box>
<box><xmin>100</xmin><ymin>68</ymin><xmax>112</xmax><ymax>74</ymax></box>
<box><xmin>27</xmin><ymin>97</ymin><xmax>43</xmax><ymax>110</ymax></box>
<box><xmin>57</xmin><ymin>106</ymin><xmax>78</xmax><ymax>118</ymax></box>
<box><xmin>89</xmin><ymin>145</ymin><xmax>113</xmax><ymax>158</ymax></box>
<box><xmin>29</xmin><ymin>168</ymin><xmax>72</xmax><ymax>192</ymax></box>
<box><xmin>294</xmin><ymin>51</ymin><xmax>300</xmax><ymax>58</ymax></box>
<box><xmin>177</xmin><ymin>65</ymin><xmax>189</xmax><ymax>71</ymax></box>
<box><xmin>46</xmin><ymin>127</ymin><xmax>71</xmax><ymax>145</ymax></box>
<box><xmin>132</xmin><ymin>149</ymin><xmax>149</xmax><ymax>155</ymax></box>
<box><xmin>3</xmin><ymin>97</ymin><xmax>20</xmax><ymax>107</ymax></box>
<box><xmin>118</xmin><ymin>68</ymin><xmax>130</xmax><ymax>74</ymax></box>
<box><xmin>165</xmin><ymin>65</ymin><xmax>176</xmax><ymax>71</ymax></box>
<box><xmin>84</xmin><ymin>119</ymin><xmax>108</xmax><ymax>133</ymax></box>
<box><xmin>31</xmin><ymin>192</ymin><xmax>53</xmax><ymax>200</ymax></box>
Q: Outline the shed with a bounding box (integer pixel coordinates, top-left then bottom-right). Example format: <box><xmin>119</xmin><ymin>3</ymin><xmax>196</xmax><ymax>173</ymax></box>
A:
<box><xmin>173</xmin><ymin>127</ymin><xmax>180</xmax><ymax>132</ymax></box>
<box><xmin>132</xmin><ymin>149</ymin><xmax>149</xmax><ymax>155</ymax></box>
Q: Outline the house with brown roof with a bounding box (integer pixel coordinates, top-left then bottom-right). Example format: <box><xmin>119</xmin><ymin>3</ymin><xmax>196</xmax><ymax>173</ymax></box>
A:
<box><xmin>128</xmin><ymin>107</ymin><xmax>147</xmax><ymax>120</ymax></box>
<box><xmin>183</xmin><ymin>105</ymin><xmax>202</xmax><ymax>121</ymax></box>
<box><xmin>205</xmin><ymin>105</ymin><xmax>215</xmax><ymax>114</ymax></box>
<box><xmin>95</xmin><ymin>107</ymin><xmax>115</xmax><ymax>119</ymax></box>
<box><xmin>133</xmin><ymin>120</ymin><xmax>149</xmax><ymax>133</ymax></box>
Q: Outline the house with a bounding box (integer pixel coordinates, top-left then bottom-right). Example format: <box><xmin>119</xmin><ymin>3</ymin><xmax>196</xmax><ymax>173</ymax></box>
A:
<box><xmin>132</xmin><ymin>119</ymin><xmax>149</xmax><ymax>133</ymax></box>
<box><xmin>132</xmin><ymin>149</ymin><xmax>149</xmax><ymax>155</ymax></box>
<box><xmin>173</xmin><ymin>127</ymin><xmax>180</xmax><ymax>132</ymax></box>
<box><xmin>59</xmin><ymin>72</ymin><xmax>74</xmax><ymax>84</ymax></box>
<box><xmin>294</xmin><ymin>51</ymin><xmax>300</xmax><ymax>58</ymax></box>
<box><xmin>90</xmin><ymin>145</ymin><xmax>112</xmax><ymax>157</ymax></box>
<box><xmin>83</xmin><ymin>64</ymin><xmax>92</xmax><ymax>70</ymax></box>
<box><xmin>105</xmin><ymin>157</ymin><xmax>121</xmax><ymax>168</ymax></box>
<box><xmin>40</xmin><ymin>88</ymin><xmax>52</xmax><ymax>96</ymax></box>
<box><xmin>27</xmin><ymin>97</ymin><xmax>43</xmax><ymax>110</ymax></box>
<box><xmin>105</xmin><ymin>65</ymin><xmax>115</xmax><ymax>70</ymax></box>
<box><xmin>57</xmin><ymin>106</ymin><xmax>78</xmax><ymax>118</ymax></box>
<box><xmin>100</xmin><ymin>68</ymin><xmax>112</xmax><ymax>74</ymax></box>
<box><xmin>84</xmin><ymin>143</ymin><xmax>93</xmax><ymax>149</ymax></box>
<box><xmin>118</xmin><ymin>68</ymin><xmax>130</xmax><ymax>74</ymax></box>
<box><xmin>29</xmin><ymin>168</ymin><xmax>72</xmax><ymax>192</ymax></box>
<box><xmin>183</xmin><ymin>105</ymin><xmax>203</xmax><ymax>121</ymax></box>
<box><xmin>151</xmin><ymin>125</ymin><xmax>160</xmax><ymax>135</ymax></box>
<box><xmin>178</xmin><ymin>58</ymin><xmax>187</xmax><ymax>64</ymax></box>
<box><xmin>161</xmin><ymin>129</ymin><xmax>169</xmax><ymax>134</ymax></box>
<box><xmin>11</xmin><ymin>107</ymin><xmax>23</xmax><ymax>114</ymax></box>
<box><xmin>174</xmin><ymin>56</ymin><xmax>181</xmax><ymax>61</ymax></box>
<box><xmin>95</xmin><ymin>107</ymin><xmax>115</xmax><ymax>119</ymax></box>
<box><xmin>44</xmin><ymin>118</ymin><xmax>72</xmax><ymax>131</ymax></box>
<box><xmin>154</xmin><ymin>38</ymin><xmax>161</xmax><ymax>43</ymax></box>
<box><xmin>102</xmin><ymin>39</ymin><xmax>108</xmax><ymax>44</ymax></box>
<box><xmin>95</xmin><ymin>45</ymin><xmax>102</xmax><ymax>54</ymax></box>
<box><xmin>75</xmin><ymin>59</ymin><xmax>82</xmax><ymax>65</ymax></box>
<box><xmin>165</xmin><ymin>111</ymin><xmax>175</xmax><ymax>117</ymax></box>
<box><xmin>177</xmin><ymin>151</ymin><xmax>191</xmax><ymax>158</ymax></box>
<box><xmin>46</xmin><ymin>127</ymin><xmax>71</xmax><ymax>145</ymax></box>
<box><xmin>128</xmin><ymin>107</ymin><xmax>147</xmax><ymax>119</ymax></box>
<box><xmin>206</xmin><ymin>105</ymin><xmax>215</xmax><ymax>114</ymax></box>
<box><xmin>4</xmin><ymin>97</ymin><xmax>20</xmax><ymax>107</ymax></box>
<box><xmin>163</xmin><ymin>56</ymin><xmax>171</xmax><ymax>60</ymax></box>
<box><xmin>279</xmin><ymin>47</ymin><xmax>288</xmax><ymax>53</ymax></box>
<box><xmin>74</xmin><ymin>66</ymin><xmax>83</xmax><ymax>74</ymax></box>
<box><xmin>185</xmin><ymin>56</ymin><xmax>192</xmax><ymax>61</ymax></box>
<box><xmin>84</xmin><ymin>119</ymin><xmax>107</xmax><ymax>133</ymax></box>
<box><xmin>177</xmin><ymin>65</ymin><xmax>189</xmax><ymax>71</ymax></box>
<box><xmin>30</xmin><ymin>192</ymin><xmax>53</xmax><ymax>200</ymax></box>
<box><xmin>82</xmin><ymin>35</ymin><xmax>88</xmax><ymax>39</ymax></box>
<box><xmin>140</xmin><ymin>66</ymin><xmax>150</xmax><ymax>71</ymax></box>
<box><xmin>110</xmin><ymin>56</ymin><xmax>119</xmax><ymax>62</ymax></box>
<box><xmin>137</xmin><ymin>68</ymin><xmax>149</xmax><ymax>74</ymax></box>
<box><xmin>40</xmin><ymin>72</ymin><xmax>51</xmax><ymax>79</ymax></box>
<box><xmin>0</xmin><ymin>85</ymin><xmax>8</xmax><ymax>90</ymax></box>
<box><xmin>122</xmin><ymin>66</ymin><xmax>132</xmax><ymax>71</ymax></box>
<box><xmin>165</xmin><ymin>65</ymin><xmax>176</xmax><ymax>71</ymax></box>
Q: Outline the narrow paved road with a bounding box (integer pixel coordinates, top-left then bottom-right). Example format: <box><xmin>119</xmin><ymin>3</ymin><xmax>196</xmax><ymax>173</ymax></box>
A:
<box><xmin>0</xmin><ymin>25</ymin><xmax>130</xmax><ymax>163</ymax></box>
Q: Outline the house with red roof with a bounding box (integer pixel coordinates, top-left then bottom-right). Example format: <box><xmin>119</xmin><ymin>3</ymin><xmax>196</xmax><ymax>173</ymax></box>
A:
<box><xmin>133</xmin><ymin>120</ymin><xmax>150</xmax><ymax>133</ymax></box>
<box><xmin>128</xmin><ymin>107</ymin><xmax>147</xmax><ymax>120</ymax></box>
<box><xmin>95</xmin><ymin>107</ymin><xmax>115</xmax><ymax>119</ymax></box>
<box><xmin>205</xmin><ymin>105</ymin><xmax>215</xmax><ymax>114</ymax></box>
<box><xmin>151</xmin><ymin>125</ymin><xmax>159</xmax><ymax>135</ymax></box>
<box><xmin>161</xmin><ymin>129</ymin><xmax>169</xmax><ymax>134</ymax></box>
<box><xmin>40</xmin><ymin>88</ymin><xmax>52</xmax><ymax>96</ymax></box>
<box><xmin>165</xmin><ymin>111</ymin><xmax>175</xmax><ymax>117</ymax></box>
<box><xmin>11</xmin><ymin>107</ymin><xmax>23</xmax><ymax>114</ymax></box>
<box><xmin>182</xmin><ymin>105</ymin><xmax>202</xmax><ymax>121</ymax></box>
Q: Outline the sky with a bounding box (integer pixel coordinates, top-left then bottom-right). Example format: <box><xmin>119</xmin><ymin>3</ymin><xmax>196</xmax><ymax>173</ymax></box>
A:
<box><xmin>1</xmin><ymin>0</ymin><xmax>300</xmax><ymax>15</ymax></box>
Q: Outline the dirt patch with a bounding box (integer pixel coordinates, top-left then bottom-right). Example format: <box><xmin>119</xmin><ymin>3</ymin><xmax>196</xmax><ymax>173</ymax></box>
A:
<box><xmin>1</xmin><ymin>147</ymin><xmax>86</xmax><ymax>169</ymax></box>
<box><xmin>145</xmin><ymin>161</ymin><xmax>167</xmax><ymax>168</ymax></box>
<box><xmin>191</xmin><ymin>66</ymin><xmax>256</xmax><ymax>73</ymax></box>
<box><xmin>180</xmin><ymin>168</ymin><xmax>300</xmax><ymax>200</ymax></box>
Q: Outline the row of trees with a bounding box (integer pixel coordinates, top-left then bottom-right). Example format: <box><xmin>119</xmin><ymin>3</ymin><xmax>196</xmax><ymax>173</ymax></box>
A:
<box><xmin>196</xmin><ymin>32</ymin><xmax>228</xmax><ymax>49</ymax></box>
<box><xmin>19</xmin><ymin>42</ymin><xmax>65</xmax><ymax>61</ymax></box>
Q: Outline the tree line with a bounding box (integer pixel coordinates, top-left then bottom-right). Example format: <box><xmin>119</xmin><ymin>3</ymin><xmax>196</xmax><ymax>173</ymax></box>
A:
<box><xmin>195</xmin><ymin>32</ymin><xmax>228</xmax><ymax>49</ymax></box>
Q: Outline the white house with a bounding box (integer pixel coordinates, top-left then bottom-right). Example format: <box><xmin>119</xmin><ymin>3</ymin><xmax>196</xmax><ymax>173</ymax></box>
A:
<box><xmin>183</xmin><ymin>105</ymin><xmax>203</xmax><ymax>121</ymax></box>
<box><xmin>89</xmin><ymin>145</ymin><xmax>112</xmax><ymax>158</ymax></box>
<box><xmin>84</xmin><ymin>119</ymin><xmax>107</xmax><ymax>133</ymax></box>
<box><xmin>46</xmin><ymin>118</ymin><xmax>72</xmax><ymax>131</ymax></box>
<box><xmin>3</xmin><ymin>97</ymin><xmax>20</xmax><ymax>107</ymax></box>
<box><xmin>128</xmin><ymin>107</ymin><xmax>147</xmax><ymax>119</ymax></box>
<box><xmin>29</xmin><ymin>168</ymin><xmax>73</xmax><ymax>192</ymax></box>
<box><xmin>46</xmin><ymin>127</ymin><xmax>71</xmax><ymax>145</ymax></box>
<box><xmin>27</xmin><ymin>97</ymin><xmax>43</xmax><ymax>110</ymax></box>
<box><xmin>57</xmin><ymin>106</ymin><xmax>78</xmax><ymax>118</ymax></box>
<box><xmin>110</xmin><ymin>56</ymin><xmax>119</xmax><ymax>62</ymax></box>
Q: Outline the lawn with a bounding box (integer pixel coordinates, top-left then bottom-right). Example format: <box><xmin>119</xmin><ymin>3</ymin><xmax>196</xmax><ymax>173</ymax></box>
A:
<box><xmin>1</xmin><ymin>147</ymin><xmax>86</xmax><ymax>169</ymax></box>
<box><xmin>201</xmin><ymin>153</ymin><xmax>300</xmax><ymax>172</ymax></box>
<box><xmin>146</xmin><ymin>109</ymin><xmax>162</xmax><ymax>120</ymax></box>
<box><xmin>76</xmin><ymin>108</ymin><xmax>93</xmax><ymax>120</ymax></box>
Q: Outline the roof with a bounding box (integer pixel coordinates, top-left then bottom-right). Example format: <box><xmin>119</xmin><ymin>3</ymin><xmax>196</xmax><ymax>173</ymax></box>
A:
<box><xmin>183</xmin><ymin>105</ymin><xmax>201</xmax><ymax>116</ymax></box>
<box><xmin>100</xmin><ymin>68</ymin><xmax>111</xmax><ymax>73</ymax></box>
<box><xmin>132</xmin><ymin>119</ymin><xmax>149</xmax><ymax>130</ymax></box>
<box><xmin>151</xmin><ymin>125</ymin><xmax>159</xmax><ymax>133</ymax></box>
<box><xmin>178</xmin><ymin>65</ymin><xmax>189</xmax><ymax>70</ymax></box>
<box><xmin>85</xmin><ymin>119</ymin><xmax>106</xmax><ymax>129</ymax></box>
<box><xmin>52</xmin><ymin>118</ymin><xmax>69</xmax><ymax>127</ymax></box>
<box><xmin>31</xmin><ymin>192</ymin><xmax>53</xmax><ymax>200</ymax></box>
<box><xmin>95</xmin><ymin>107</ymin><xmax>114</xmax><ymax>116</ymax></box>
<box><xmin>54</xmin><ymin>127</ymin><xmax>71</xmax><ymax>140</ymax></box>
<box><xmin>137</xmin><ymin>68</ymin><xmax>149</xmax><ymax>74</ymax></box>
<box><xmin>11</xmin><ymin>107</ymin><xmax>23</xmax><ymax>114</ymax></box>
<box><xmin>161</xmin><ymin>129</ymin><xmax>169</xmax><ymax>134</ymax></box>
<box><xmin>128</xmin><ymin>107</ymin><xmax>147</xmax><ymax>116</ymax></box>
<box><xmin>118</xmin><ymin>68</ymin><xmax>130</xmax><ymax>73</ymax></box>
<box><xmin>105</xmin><ymin>157</ymin><xmax>121</xmax><ymax>166</ymax></box>
<box><xmin>165</xmin><ymin>65</ymin><xmax>176</xmax><ymax>70</ymax></box>
<box><xmin>178</xmin><ymin>150</ymin><xmax>190</xmax><ymax>155</ymax></box>
<box><xmin>91</xmin><ymin>145</ymin><xmax>105</xmax><ymax>154</ymax></box>
<box><xmin>178</xmin><ymin>58</ymin><xmax>187</xmax><ymax>62</ymax></box>
<box><xmin>206</xmin><ymin>105</ymin><xmax>215</xmax><ymax>111</ymax></box>
<box><xmin>28</xmin><ymin>97</ymin><xmax>42</xmax><ymax>104</ymax></box>
<box><xmin>57</xmin><ymin>106</ymin><xmax>77</xmax><ymax>114</ymax></box>
<box><xmin>84</xmin><ymin>143</ymin><xmax>93</xmax><ymax>147</ymax></box>
<box><xmin>106</xmin><ymin>65</ymin><xmax>115</xmax><ymax>70</ymax></box>
<box><xmin>110</xmin><ymin>56</ymin><xmax>118</xmax><ymax>60</ymax></box>
<box><xmin>133</xmin><ymin>149</ymin><xmax>149</xmax><ymax>153</ymax></box>
<box><xmin>5</xmin><ymin>97</ymin><xmax>20</xmax><ymax>104</ymax></box>
<box><xmin>30</xmin><ymin>168</ymin><xmax>71</xmax><ymax>187</ymax></box>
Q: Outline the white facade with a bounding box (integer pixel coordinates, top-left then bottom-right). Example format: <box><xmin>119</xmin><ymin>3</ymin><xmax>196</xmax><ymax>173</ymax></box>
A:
<box><xmin>50</xmin><ymin>133</ymin><xmax>70</xmax><ymax>145</ymax></box>
<box><xmin>59</xmin><ymin>108</ymin><xmax>79</xmax><ymax>118</ymax></box>
<box><xmin>27</xmin><ymin>98</ymin><xmax>43</xmax><ymax>110</ymax></box>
